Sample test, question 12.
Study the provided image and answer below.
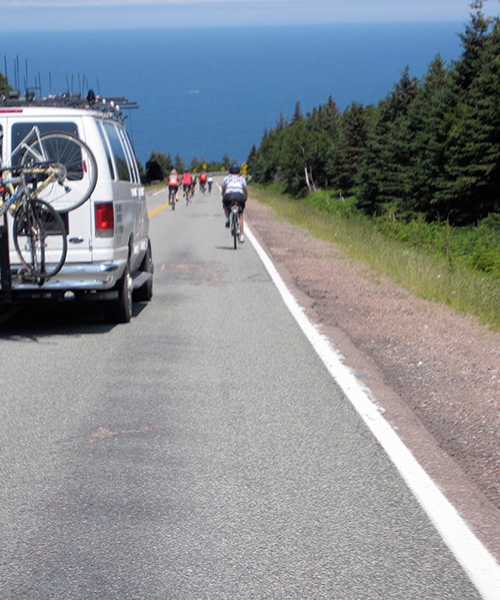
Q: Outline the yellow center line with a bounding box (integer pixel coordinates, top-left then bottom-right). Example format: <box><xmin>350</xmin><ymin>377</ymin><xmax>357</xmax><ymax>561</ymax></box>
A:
<box><xmin>148</xmin><ymin>201</ymin><xmax>170</xmax><ymax>218</ymax></box>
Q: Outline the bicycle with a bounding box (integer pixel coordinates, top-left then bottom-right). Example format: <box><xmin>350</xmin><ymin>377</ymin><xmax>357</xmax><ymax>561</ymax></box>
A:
<box><xmin>0</xmin><ymin>127</ymin><xmax>97</xmax><ymax>279</ymax></box>
<box><xmin>13</xmin><ymin>128</ymin><xmax>97</xmax><ymax>212</ymax></box>
<box><xmin>168</xmin><ymin>186</ymin><xmax>177</xmax><ymax>210</ymax></box>
<box><xmin>229</xmin><ymin>201</ymin><xmax>241</xmax><ymax>250</ymax></box>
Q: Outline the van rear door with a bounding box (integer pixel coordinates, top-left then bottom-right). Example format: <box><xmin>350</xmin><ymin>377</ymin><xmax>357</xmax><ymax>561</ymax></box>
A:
<box><xmin>7</xmin><ymin>117</ymin><xmax>93</xmax><ymax>265</ymax></box>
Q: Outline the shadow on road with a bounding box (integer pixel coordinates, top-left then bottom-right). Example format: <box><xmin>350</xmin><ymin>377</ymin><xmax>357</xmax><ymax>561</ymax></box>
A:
<box><xmin>0</xmin><ymin>301</ymin><xmax>148</xmax><ymax>340</ymax></box>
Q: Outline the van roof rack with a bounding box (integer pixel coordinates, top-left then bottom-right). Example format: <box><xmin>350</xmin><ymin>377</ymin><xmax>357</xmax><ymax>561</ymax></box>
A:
<box><xmin>0</xmin><ymin>88</ymin><xmax>138</xmax><ymax>121</ymax></box>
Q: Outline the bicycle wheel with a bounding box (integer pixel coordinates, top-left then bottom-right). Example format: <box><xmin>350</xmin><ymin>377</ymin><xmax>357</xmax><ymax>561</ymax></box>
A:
<box><xmin>17</xmin><ymin>131</ymin><xmax>97</xmax><ymax>212</ymax></box>
<box><xmin>13</xmin><ymin>199</ymin><xmax>67</xmax><ymax>278</ymax></box>
<box><xmin>231</xmin><ymin>211</ymin><xmax>238</xmax><ymax>250</ymax></box>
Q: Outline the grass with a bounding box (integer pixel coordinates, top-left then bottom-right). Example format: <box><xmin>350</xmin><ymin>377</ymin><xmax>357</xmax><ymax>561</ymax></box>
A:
<box><xmin>144</xmin><ymin>181</ymin><xmax>167</xmax><ymax>193</ymax></box>
<box><xmin>249</xmin><ymin>184</ymin><xmax>500</xmax><ymax>332</ymax></box>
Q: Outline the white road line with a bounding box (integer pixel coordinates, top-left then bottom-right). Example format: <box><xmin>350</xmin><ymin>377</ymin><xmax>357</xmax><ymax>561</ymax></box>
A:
<box><xmin>246</xmin><ymin>222</ymin><xmax>500</xmax><ymax>600</ymax></box>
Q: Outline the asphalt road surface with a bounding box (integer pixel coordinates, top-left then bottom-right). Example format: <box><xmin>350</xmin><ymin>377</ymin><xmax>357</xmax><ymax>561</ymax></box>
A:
<box><xmin>0</xmin><ymin>182</ymin><xmax>494</xmax><ymax>599</ymax></box>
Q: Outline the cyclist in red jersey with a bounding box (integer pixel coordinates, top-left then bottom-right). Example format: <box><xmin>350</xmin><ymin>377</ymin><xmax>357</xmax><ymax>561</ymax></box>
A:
<box><xmin>182</xmin><ymin>168</ymin><xmax>192</xmax><ymax>199</ymax></box>
<box><xmin>168</xmin><ymin>169</ymin><xmax>180</xmax><ymax>205</ymax></box>
<box><xmin>199</xmin><ymin>170</ymin><xmax>208</xmax><ymax>193</ymax></box>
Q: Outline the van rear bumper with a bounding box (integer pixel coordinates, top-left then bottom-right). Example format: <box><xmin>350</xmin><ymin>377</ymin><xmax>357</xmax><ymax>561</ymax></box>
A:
<box><xmin>0</xmin><ymin>262</ymin><xmax>126</xmax><ymax>302</ymax></box>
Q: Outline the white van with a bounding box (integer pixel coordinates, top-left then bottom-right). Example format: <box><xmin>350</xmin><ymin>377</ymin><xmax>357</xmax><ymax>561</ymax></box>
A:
<box><xmin>0</xmin><ymin>93</ymin><xmax>153</xmax><ymax>323</ymax></box>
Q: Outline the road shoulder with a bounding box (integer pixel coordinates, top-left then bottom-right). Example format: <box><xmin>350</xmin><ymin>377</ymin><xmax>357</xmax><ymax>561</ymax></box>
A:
<box><xmin>245</xmin><ymin>196</ymin><xmax>500</xmax><ymax>565</ymax></box>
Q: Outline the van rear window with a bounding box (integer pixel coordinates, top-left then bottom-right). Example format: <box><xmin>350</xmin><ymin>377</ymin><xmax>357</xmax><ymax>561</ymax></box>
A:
<box><xmin>97</xmin><ymin>121</ymin><xmax>116</xmax><ymax>180</ymax></box>
<box><xmin>103</xmin><ymin>122</ymin><xmax>131</xmax><ymax>182</ymax></box>
<box><xmin>11</xmin><ymin>122</ymin><xmax>78</xmax><ymax>164</ymax></box>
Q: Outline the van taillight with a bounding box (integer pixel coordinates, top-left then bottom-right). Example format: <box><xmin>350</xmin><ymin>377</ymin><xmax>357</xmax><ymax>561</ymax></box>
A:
<box><xmin>95</xmin><ymin>203</ymin><xmax>114</xmax><ymax>237</ymax></box>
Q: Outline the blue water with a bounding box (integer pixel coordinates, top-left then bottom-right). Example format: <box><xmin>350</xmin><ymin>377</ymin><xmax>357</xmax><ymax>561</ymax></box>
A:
<box><xmin>1</xmin><ymin>24</ymin><xmax>464</xmax><ymax>165</ymax></box>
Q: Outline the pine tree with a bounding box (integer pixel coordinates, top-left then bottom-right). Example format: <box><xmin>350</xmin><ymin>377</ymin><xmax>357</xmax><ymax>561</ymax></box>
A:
<box><xmin>356</xmin><ymin>67</ymin><xmax>419</xmax><ymax>216</ymax></box>
<box><xmin>0</xmin><ymin>71</ymin><xmax>9</xmax><ymax>90</ymax></box>
<box><xmin>318</xmin><ymin>96</ymin><xmax>340</xmax><ymax>137</ymax></box>
<box><xmin>332</xmin><ymin>102</ymin><xmax>371</xmax><ymax>193</ymax></box>
<box><xmin>174</xmin><ymin>154</ymin><xmax>185</xmax><ymax>173</ymax></box>
<box><xmin>292</xmin><ymin>101</ymin><xmax>304</xmax><ymax>124</ymax></box>
<box><xmin>453</xmin><ymin>0</ymin><xmax>492</xmax><ymax>91</ymax></box>
<box><xmin>405</xmin><ymin>55</ymin><xmax>453</xmax><ymax>218</ymax></box>
<box><xmin>435</xmin><ymin>4</ymin><xmax>498</xmax><ymax>223</ymax></box>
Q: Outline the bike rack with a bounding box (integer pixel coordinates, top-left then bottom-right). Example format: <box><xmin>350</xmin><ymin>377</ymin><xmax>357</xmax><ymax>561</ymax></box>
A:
<box><xmin>0</xmin><ymin>211</ymin><xmax>12</xmax><ymax>301</ymax></box>
<box><xmin>0</xmin><ymin>89</ymin><xmax>138</xmax><ymax>124</ymax></box>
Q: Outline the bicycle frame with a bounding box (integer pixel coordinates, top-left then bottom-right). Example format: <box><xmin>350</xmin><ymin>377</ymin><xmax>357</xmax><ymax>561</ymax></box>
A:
<box><xmin>0</xmin><ymin>165</ymin><xmax>63</xmax><ymax>217</ymax></box>
<box><xmin>10</xmin><ymin>126</ymin><xmax>48</xmax><ymax>164</ymax></box>
<box><xmin>0</xmin><ymin>176</ymin><xmax>22</xmax><ymax>216</ymax></box>
<box><xmin>230</xmin><ymin>202</ymin><xmax>241</xmax><ymax>249</ymax></box>
<box><xmin>0</xmin><ymin>124</ymin><xmax>63</xmax><ymax>215</ymax></box>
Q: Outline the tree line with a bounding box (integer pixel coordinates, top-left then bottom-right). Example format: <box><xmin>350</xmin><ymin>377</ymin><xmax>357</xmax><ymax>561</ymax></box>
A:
<box><xmin>144</xmin><ymin>152</ymin><xmax>231</xmax><ymax>183</ymax></box>
<box><xmin>247</xmin><ymin>1</ymin><xmax>500</xmax><ymax>228</ymax></box>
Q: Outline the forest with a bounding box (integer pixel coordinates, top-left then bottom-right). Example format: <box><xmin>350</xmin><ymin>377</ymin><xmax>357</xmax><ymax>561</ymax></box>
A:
<box><xmin>247</xmin><ymin>2</ymin><xmax>500</xmax><ymax>276</ymax></box>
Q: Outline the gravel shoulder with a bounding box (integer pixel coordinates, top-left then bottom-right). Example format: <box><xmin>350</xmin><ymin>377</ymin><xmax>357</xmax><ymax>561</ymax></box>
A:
<box><xmin>245</xmin><ymin>197</ymin><xmax>500</xmax><ymax>563</ymax></box>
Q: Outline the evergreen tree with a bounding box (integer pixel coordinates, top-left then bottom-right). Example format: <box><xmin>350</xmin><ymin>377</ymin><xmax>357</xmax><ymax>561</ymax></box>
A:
<box><xmin>332</xmin><ymin>102</ymin><xmax>371</xmax><ymax>193</ymax></box>
<box><xmin>435</xmin><ymin>4</ymin><xmax>498</xmax><ymax>223</ymax></box>
<box><xmin>276</xmin><ymin>112</ymin><xmax>288</xmax><ymax>131</ymax></box>
<box><xmin>292</xmin><ymin>101</ymin><xmax>304</xmax><ymax>123</ymax></box>
<box><xmin>174</xmin><ymin>153</ymin><xmax>185</xmax><ymax>173</ymax></box>
<box><xmin>319</xmin><ymin>96</ymin><xmax>340</xmax><ymax>137</ymax></box>
<box><xmin>247</xmin><ymin>144</ymin><xmax>257</xmax><ymax>173</ymax></box>
<box><xmin>0</xmin><ymin>71</ymin><xmax>9</xmax><ymax>90</ymax></box>
<box><xmin>148</xmin><ymin>151</ymin><xmax>173</xmax><ymax>176</ymax></box>
<box><xmin>277</xmin><ymin>119</ymin><xmax>331</xmax><ymax>193</ymax></box>
<box><xmin>405</xmin><ymin>55</ymin><xmax>453</xmax><ymax>218</ymax></box>
<box><xmin>251</xmin><ymin>127</ymin><xmax>286</xmax><ymax>184</ymax></box>
<box><xmin>356</xmin><ymin>67</ymin><xmax>419</xmax><ymax>216</ymax></box>
<box><xmin>453</xmin><ymin>0</ymin><xmax>492</xmax><ymax>92</ymax></box>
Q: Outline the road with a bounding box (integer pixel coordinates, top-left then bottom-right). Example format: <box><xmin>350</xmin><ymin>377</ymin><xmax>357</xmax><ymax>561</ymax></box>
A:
<box><xmin>0</xmin><ymin>181</ymin><xmax>496</xmax><ymax>599</ymax></box>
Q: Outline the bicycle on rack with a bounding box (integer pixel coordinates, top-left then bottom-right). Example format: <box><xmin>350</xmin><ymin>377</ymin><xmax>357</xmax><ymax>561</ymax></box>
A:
<box><xmin>229</xmin><ymin>201</ymin><xmax>241</xmax><ymax>250</ymax></box>
<box><xmin>0</xmin><ymin>127</ymin><xmax>97</xmax><ymax>280</ymax></box>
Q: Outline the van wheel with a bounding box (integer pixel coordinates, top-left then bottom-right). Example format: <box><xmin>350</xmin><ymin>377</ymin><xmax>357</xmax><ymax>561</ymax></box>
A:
<box><xmin>134</xmin><ymin>245</ymin><xmax>153</xmax><ymax>302</ymax></box>
<box><xmin>104</xmin><ymin>263</ymin><xmax>133</xmax><ymax>323</ymax></box>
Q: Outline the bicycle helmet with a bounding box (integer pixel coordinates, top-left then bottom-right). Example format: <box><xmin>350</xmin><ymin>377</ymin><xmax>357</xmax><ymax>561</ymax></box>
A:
<box><xmin>171</xmin><ymin>169</ymin><xmax>177</xmax><ymax>174</ymax></box>
<box><xmin>229</xmin><ymin>163</ymin><xmax>240</xmax><ymax>174</ymax></box>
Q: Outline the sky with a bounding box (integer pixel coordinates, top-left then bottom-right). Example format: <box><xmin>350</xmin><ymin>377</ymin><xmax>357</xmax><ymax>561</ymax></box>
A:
<box><xmin>0</xmin><ymin>0</ymin><xmax>481</xmax><ymax>31</ymax></box>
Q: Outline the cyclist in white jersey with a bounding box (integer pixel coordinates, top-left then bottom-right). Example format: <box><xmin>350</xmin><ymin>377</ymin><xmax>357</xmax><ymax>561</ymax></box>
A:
<box><xmin>222</xmin><ymin>164</ymin><xmax>248</xmax><ymax>243</ymax></box>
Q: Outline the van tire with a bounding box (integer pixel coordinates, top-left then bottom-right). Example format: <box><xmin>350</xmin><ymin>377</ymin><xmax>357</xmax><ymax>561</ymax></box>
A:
<box><xmin>104</xmin><ymin>263</ymin><xmax>133</xmax><ymax>323</ymax></box>
<box><xmin>134</xmin><ymin>245</ymin><xmax>153</xmax><ymax>302</ymax></box>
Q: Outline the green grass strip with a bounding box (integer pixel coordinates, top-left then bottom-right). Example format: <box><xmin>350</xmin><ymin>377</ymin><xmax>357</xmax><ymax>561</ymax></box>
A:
<box><xmin>250</xmin><ymin>185</ymin><xmax>500</xmax><ymax>332</ymax></box>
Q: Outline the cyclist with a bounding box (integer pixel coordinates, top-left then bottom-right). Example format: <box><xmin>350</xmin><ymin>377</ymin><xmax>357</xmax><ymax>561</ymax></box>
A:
<box><xmin>222</xmin><ymin>163</ymin><xmax>247</xmax><ymax>243</ymax></box>
<box><xmin>167</xmin><ymin>169</ymin><xmax>180</xmax><ymax>205</ymax></box>
<box><xmin>207</xmin><ymin>174</ymin><xmax>213</xmax><ymax>194</ymax></box>
<box><xmin>182</xmin><ymin>168</ymin><xmax>192</xmax><ymax>199</ymax></box>
<box><xmin>199</xmin><ymin>170</ymin><xmax>207</xmax><ymax>193</ymax></box>
<box><xmin>191</xmin><ymin>172</ymin><xmax>197</xmax><ymax>198</ymax></box>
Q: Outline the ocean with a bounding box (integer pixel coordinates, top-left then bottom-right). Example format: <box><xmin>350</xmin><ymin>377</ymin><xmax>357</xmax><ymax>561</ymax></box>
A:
<box><xmin>1</xmin><ymin>23</ymin><xmax>464</xmax><ymax>165</ymax></box>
